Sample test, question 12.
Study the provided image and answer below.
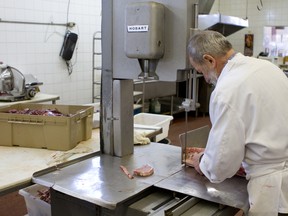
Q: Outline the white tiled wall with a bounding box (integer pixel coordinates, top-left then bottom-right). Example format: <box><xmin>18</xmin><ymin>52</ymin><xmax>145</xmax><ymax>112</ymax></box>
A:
<box><xmin>1</xmin><ymin>0</ymin><xmax>288</xmax><ymax>105</ymax></box>
<box><xmin>0</xmin><ymin>0</ymin><xmax>101</xmax><ymax>105</ymax></box>
<box><xmin>210</xmin><ymin>0</ymin><xmax>288</xmax><ymax>57</ymax></box>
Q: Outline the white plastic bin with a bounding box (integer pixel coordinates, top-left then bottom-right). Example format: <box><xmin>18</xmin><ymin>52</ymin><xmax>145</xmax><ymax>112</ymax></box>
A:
<box><xmin>19</xmin><ymin>184</ymin><xmax>51</xmax><ymax>216</ymax></box>
<box><xmin>85</xmin><ymin>102</ymin><xmax>100</xmax><ymax>129</ymax></box>
<box><xmin>134</xmin><ymin>113</ymin><xmax>173</xmax><ymax>142</ymax></box>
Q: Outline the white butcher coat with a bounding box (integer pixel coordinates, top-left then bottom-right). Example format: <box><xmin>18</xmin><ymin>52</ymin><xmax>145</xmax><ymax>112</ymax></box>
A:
<box><xmin>199</xmin><ymin>53</ymin><xmax>288</xmax><ymax>215</ymax></box>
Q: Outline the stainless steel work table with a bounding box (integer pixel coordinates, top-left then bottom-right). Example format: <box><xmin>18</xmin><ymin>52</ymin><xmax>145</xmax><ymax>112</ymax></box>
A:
<box><xmin>33</xmin><ymin>143</ymin><xmax>182</xmax><ymax>210</ymax></box>
<box><xmin>32</xmin><ymin>143</ymin><xmax>249</xmax><ymax>213</ymax></box>
<box><xmin>0</xmin><ymin>93</ymin><xmax>60</xmax><ymax>107</ymax></box>
<box><xmin>155</xmin><ymin>166</ymin><xmax>249</xmax><ymax>212</ymax></box>
<box><xmin>0</xmin><ymin>127</ymin><xmax>160</xmax><ymax>196</ymax></box>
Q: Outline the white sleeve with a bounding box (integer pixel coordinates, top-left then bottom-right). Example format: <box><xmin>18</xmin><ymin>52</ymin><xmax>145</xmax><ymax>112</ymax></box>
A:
<box><xmin>200</xmin><ymin>96</ymin><xmax>245</xmax><ymax>183</ymax></box>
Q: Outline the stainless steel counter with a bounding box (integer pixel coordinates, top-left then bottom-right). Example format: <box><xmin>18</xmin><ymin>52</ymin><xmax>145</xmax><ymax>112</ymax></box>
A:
<box><xmin>0</xmin><ymin>93</ymin><xmax>60</xmax><ymax>107</ymax></box>
<box><xmin>33</xmin><ymin>143</ymin><xmax>183</xmax><ymax>210</ymax></box>
<box><xmin>32</xmin><ymin>143</ymin><xmax>248</xmax><ymax>214</ymax></box>
<box><xmin>0</xmin><ymin>127</ymin><xmax>160</xmax><ymax>196</ymax></box>
<box><xmin>155</xmin><ymin>166</ymin><xmax>249</xmax><ymax>212</ymax></box>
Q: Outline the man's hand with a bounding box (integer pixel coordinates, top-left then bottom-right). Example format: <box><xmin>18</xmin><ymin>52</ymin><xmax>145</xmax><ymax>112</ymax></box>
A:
<box><xmin>183</xmin><ymin>147</ymin><xmax>205</xmax><ymax>175</ymax></box>
<box><xmin>190</xmin><ymin>152</ymin><xmax>204</xmax><ymax>175</ymax></box>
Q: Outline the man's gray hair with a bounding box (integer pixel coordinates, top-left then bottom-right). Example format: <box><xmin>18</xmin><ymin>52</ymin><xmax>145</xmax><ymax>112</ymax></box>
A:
<box><xmin>187</xmin><ymin>30</ymin><xmax>233</xmax><ymax>64</ymax></box>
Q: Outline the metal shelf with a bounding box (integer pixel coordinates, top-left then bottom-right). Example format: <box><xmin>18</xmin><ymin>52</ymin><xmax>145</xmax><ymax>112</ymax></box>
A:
<box><xmin>92</xmin><ymin>31</ymin><xmax>102</xmax><ymax>103</ymax></box>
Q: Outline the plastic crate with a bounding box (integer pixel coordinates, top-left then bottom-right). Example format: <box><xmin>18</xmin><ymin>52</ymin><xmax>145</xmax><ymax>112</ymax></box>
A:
<box><xmin>134</xmin><ymin>113</ymin><xmax>173</xmax><ymax>142</ymax></box>
<box><xmin>0</xmin><ymin>103</ymin><xmax>93</xmax><ymax>151</ymax></box>
<box><xmin>19</xmin><ymin>184</ymin><xmax>51</xmax><ymax>216</ymax></box>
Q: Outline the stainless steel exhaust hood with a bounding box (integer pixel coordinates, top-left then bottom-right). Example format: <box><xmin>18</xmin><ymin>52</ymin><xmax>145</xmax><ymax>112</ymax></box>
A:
<box><xmin>198</xmin><ymin>13</ymin><xmax>248</xmax><ymax>36</ymax></box>
<box><xmin>197</xmin><ymin>0</ymin><xmax>249</xmax><ymax>36</ymax></box>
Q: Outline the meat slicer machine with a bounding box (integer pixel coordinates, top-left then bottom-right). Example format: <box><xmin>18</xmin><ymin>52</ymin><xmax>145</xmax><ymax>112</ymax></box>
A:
<box><xmin>0</xmin><ymin>63</ymin><xmax>43</xmax><ymax>101</ymax></box>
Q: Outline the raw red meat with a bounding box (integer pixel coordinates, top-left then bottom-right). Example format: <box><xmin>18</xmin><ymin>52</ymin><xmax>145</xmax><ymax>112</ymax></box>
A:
<box><xmin>6</xmin><ymin>108</ymin><xmax>70</xmax><ymax>116</ymax></box>
<box><xmin>236</xmin><ymin>166</ymin><xmax>246</xmax><ymax>177</ymax></box>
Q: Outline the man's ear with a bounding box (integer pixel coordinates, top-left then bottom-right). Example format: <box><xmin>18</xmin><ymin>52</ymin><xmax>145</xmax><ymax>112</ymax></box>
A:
<box><xmin>203</xmin><ymin>54</ymin><xmax>215</xmax><ymax>65</ymax></box>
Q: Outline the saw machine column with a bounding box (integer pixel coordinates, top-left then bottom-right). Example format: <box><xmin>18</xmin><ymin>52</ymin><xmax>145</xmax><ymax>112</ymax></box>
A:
<box><xmin>101</xmin><ymin>0</ymin><xmax>200</xmax><ymax>157</ymax></box>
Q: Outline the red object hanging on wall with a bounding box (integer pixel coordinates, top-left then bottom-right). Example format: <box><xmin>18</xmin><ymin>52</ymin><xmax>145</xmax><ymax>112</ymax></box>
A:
<box><xmin>244</xmin><ymin>34</ymin><xmax>254</xmax><ymax>56</ymax></box>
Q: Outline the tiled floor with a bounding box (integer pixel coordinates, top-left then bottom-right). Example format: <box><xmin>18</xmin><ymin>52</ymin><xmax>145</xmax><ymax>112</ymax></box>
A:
<box><xmin>0</xmin><ymin>191</ymin><xmax>27</xmax><ymax>216</ymax></box>
<box><xmin>167</xmin><ymin>111</ymin><xmax>211</xmax><ymax>146</ymax></box>
<box><xmin>0</xmin><ymin>112</ymin><xmax>214</xmax><ymax>216</ymax></box>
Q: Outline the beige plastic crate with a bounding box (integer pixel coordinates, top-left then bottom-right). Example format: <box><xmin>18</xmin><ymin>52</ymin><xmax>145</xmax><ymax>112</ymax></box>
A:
<box><xmin>0</xmin><ymin>103</ymin><xmax>93</xmax><ymax>151</ymax></box>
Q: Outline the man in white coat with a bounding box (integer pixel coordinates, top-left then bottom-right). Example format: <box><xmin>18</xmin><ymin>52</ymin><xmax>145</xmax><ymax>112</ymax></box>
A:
<box><xmin>188</xmin><ymin>30</ymin><xmax>288</xmax><ymax>216</ymax></box>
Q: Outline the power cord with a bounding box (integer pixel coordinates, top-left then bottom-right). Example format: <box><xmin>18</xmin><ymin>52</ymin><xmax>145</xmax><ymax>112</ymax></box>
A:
<box><xmin>66</xmin><ymin>61</ymin><xmax>73</xmax><ymax>75</ymax></box>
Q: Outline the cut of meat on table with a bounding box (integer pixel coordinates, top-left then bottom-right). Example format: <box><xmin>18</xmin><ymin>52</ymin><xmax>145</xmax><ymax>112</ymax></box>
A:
<box><xmin>133</xmin><ymin>164</ymin><xmax>154</xmax><ymax>177</ymax></box>
<box><xmin>120</xmin><ymin>165</ymin><xmax>134</xmax><ymax>179</ymax></box>
<box><xmin>183</xmin><ymin>147</ymin><xmax>205</xmax><ymax>166</ymax></box>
